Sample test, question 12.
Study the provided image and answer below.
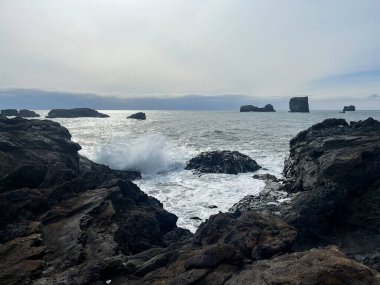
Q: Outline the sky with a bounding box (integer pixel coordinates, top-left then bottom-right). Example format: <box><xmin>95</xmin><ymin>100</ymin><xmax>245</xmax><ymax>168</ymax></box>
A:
<box><xmin>0</xmin><ymin>0</ymin><xmax>380</xmax><ymax>109</ymax></box>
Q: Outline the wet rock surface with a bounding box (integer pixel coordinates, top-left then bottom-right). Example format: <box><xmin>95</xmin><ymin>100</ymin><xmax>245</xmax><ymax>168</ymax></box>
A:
<box><xmin>185</xmin><ymin>150</ymin><xmax>261</xmax><ymax>174</ymax></box>
<box><xmin>0</xmin><ymin>117</ymin><xmax>187</xmax><ymax>285</ymax></box>
<box><xmin>1</xmin><ymin>116</ymin><xmax>380</xmax><ymax>284</ymax></box>
<box><xmin>282</xmin><ymin>117</ymin><xmax>380</xmax><ymax>267</ymax></box>
<box><xmin>46</xmin><ymin>108</ymin><xmax>109</xmax><ymax>118</ymax></box>
<box><xmin>233</xmin><ymin>117</ymin><xmax>380</xmax><ymax>271</ymax></box>
<box><xmin>127</xmin><ymin>112</ymin><xmax>146</xmax><ymax>120</ymax></box>
<box><xmin>240</xmin><ymin>104</ymin><xmax>275</xmax><ymax>112</ymax></box>
<box><xmin>289</xmin><ymin>96</ymin><xmax>309</xmax><ymax>112</ymax></box>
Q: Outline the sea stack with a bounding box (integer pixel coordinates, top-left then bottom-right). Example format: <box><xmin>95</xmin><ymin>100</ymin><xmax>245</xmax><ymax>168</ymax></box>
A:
<box><xmin>343</xmin><ymin>105</ymin><xmax>355</xmax><ymax>112</ymax></box>
<box><xmin>240</xmin><ymin>104</ymin><xmax>275</xmax><ymax>112</ymax></box>
<box><xmin>289</xmin><ymin>96</ymin><xmax>309</xmax><ymax>112</ymax></box>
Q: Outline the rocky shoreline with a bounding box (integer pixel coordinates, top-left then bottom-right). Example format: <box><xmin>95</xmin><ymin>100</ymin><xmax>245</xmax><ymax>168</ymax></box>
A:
<box><xmin>0</xmin><ymin>117</ymin><xmax>379</xmax><ymax>284</ymax></box>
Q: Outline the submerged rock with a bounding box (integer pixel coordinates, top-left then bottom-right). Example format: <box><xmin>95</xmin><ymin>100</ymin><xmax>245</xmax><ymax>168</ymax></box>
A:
<box><xmin>240</xmin><ymin>104</ymin><xmax>275</xmax><ymax>112</ymax></box>
<box><xmin>128</xmin><ymin>112</ymin><xmax>146</xmax><ymax>120</ymax></box>
<box><xmin>343</xmin><ymin>105</ymin><xmax>355</xmax><ymax>111</ymax></box>
<box><xmin>289</xmin><ymin>96</ymin><xmax>309</xmax><ymax>112</ymax></box>
<box><xmin>0</xmin><ymin>117</ymin><xmax>188</xmax><ymax>285</ymax></box>
<box><xmin>18</xmin><ymin>109</ymin><xmax>40</xmax><ymax>117</ymax></box>
<box><xmin>1</xmin><ymin>109</ymin><xmax>18</xmax><ymax>116</ymax></box>
<box><xmin>46</xmin><ymin>108</ymin><xmax>109</xmax><ymax>118</ymax></box>
<box><xmin>185</xmin><ymin>150</ymin><xmax>261</xmax><ymax>174</ymax></box>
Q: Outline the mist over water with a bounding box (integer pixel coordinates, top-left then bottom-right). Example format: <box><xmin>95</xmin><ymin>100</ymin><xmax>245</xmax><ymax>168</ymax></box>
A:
<box><xmin>41</xmin><ymin>110</ymin><xmax>380</xmax><ymax>232</ymax></box>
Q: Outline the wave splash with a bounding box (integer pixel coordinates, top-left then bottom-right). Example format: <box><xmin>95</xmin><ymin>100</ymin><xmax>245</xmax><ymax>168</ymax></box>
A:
<box><xmin>96</xmin><ymin>134</ymin><xmax>174</xmax><ymax>175</ymax></box>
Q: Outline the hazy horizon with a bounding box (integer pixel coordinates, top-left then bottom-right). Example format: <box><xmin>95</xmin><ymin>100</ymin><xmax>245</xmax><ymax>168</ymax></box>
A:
<box><xmin>1</xmin><ymin>1</ymin><xmax>380</xmax><ymax>109</ymax></box>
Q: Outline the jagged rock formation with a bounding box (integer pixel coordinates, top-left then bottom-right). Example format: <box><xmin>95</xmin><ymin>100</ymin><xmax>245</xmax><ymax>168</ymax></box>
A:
<box><xmin>1</xmin><ymin>117</ymin><xmax>380</xmax><ymax>284</ymax></box>
<box><xmin>283</xmin><ymin>118</ymin><xmax>380</xmax><ymax>267</ymax></box>
<box><xmin>46</xmin><ymin>108</ymin><xmax>109</xmax><ymax>118</ymax></box>
<box><xmin>185</xmin><ymin>150</ymin><xmax>261</xmax><ymax>174</ymax></box>
<box><xmin>127</xmin><ymin>112</ymin><xmax>146</xmax><ymax>120</ymax></box>
<box><xmin>289</xmin><ymin>96</ymin><xmax>309</xmax><ymax>112</ymax></box>
<box><xmin>0</xmin><ymin>117</ymin><xmax>189</xmax><ymax>285</ymax></box>
<box><xmin>1</xmin><ymin>109</ymin><xmax>19</xmax><ymax>116</ymax></box>
<box><xmin>343</xmin><ymin>105</ymin><xmax>356</xmax><ymax>111</ymax></box>
<box><xmin>240</xmin><ymin>104</ymin><xmax>275</xmax><ymax>112</ymax></box>
<box><xmin>232</xmin><ymin>117</ymin><xmax>380</xmax><ymax>271</ymax></box>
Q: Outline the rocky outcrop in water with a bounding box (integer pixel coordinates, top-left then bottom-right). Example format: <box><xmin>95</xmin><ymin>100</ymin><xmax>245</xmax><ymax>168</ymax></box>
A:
<box><xmin>127</xmin><ymin>112</ymin><xmax>146</xmax><ymax>120</ymax></box>
<box><xmin>240</xmin><ymin>104</ymin><xmax>275</xmax><ymax>112</ymax></box>
<box><xmin>289</xmin><ymin>96</ymin><xmax>309</xmax><ymax>112</ymax></box>
<box><xmin>46</xmin><ymin>108</ymin><xmax>109</xmax><ymax>118</ymax></box>
<box><xmin>343</xmin><ymin>105</ymin><xmax>355</xmax><ymax>111</ymax></box>
<box><xmin>1</xmin><ymin>109</ymin><xmax>19</xmax><ymax>116</ymax></box>
<box><xmin>0</xmin><ymin>117</ymin><xmax>189</xmax><ymax>285</ymax></box>
<box><xmin>18</xmin><ymin>109</ymin><xmax>40</xmax><ymax>117</ymax></box>
<box><xmin>185</xmin><ymin>150</ymin><xmax>261</xmax><ymax>174</ymax></box>
<box><xmin>1</xmin><ymin>109</ymin><xmax>40</xmax><ymax>117</ymax></box>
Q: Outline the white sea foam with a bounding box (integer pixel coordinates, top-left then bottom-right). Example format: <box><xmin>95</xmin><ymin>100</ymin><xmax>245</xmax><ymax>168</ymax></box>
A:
<box><xmin>96</xmin><ymin>134</ymin><xmax>176</xmax><ymax>175</ymax></box>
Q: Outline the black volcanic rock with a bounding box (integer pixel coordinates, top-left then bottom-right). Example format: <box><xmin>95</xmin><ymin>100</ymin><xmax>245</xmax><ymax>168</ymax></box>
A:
<box><xmin>46</xmin><ymin>108</ymin><xmax>109</xmax><ymax>118</ymax></box>
<box><xmin>289</xmin><ymin>96</ymin><xmax>309</xmax><ymax>112</ymax></box>
<box><xmin>229</xmin><ymin>117</ymin><xmax>380</xmax><ymax>271</ymax></box>
<box><xmin>1</xmin><ymin>117</ymin><xmax>379</xmax><ymax>284</ymax></box>
<box><xmin>240</xmin><ymin>104</ymin><xmax>275</xmax><ymax>112</ymax></box>
<box><xmin>1</xmin><ymin>109</ymin><xmax>19</xmax><ymax>116</ymax></box>
<box><xmin>18</xmin><ymin>109</ymin><xmax>40</xmax><ymax>117</ymax></box>
<box><xmin>343</xmin><ymin>105</ymin><xmax>355</xmax><ymax>111</ymax></box>
<box><xmin>0</xmin><ymin>117</ymin><xmax>189</xmax><ymax>285</ymax></box>
<box><xmin>185</xmin><ymin>150</ymin><xmax>261</xmax><ymax>174</ymax></box>
<box><xmin>128</xmin><ymin>112</ymin><xmax>146</xmax><ymax>120</ymax></box>
<box><xmin>283</xmin><ymin>118</ymin><xmax>380</xmax><ymax>255</ymax></box>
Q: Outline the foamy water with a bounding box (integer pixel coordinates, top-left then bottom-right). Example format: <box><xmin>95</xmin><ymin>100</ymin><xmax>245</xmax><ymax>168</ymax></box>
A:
<box><xmin>35</xmin><ymin>110</ymin><xmax>380</xmax><ymax>232</ymax></box>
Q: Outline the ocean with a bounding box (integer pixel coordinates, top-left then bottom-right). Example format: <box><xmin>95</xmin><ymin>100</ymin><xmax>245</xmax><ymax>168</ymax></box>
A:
<box><xmin>36</xmin><ymin>110</ymin><xmax>380</xmax><ymax>232</ymax></box>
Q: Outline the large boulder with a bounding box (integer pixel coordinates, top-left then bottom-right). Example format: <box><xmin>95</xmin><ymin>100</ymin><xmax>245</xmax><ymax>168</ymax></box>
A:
<box><xmin>185</xmin><ymin>150</ymin><xmax>261</xmax><ymax>174</ymax></box>
<box><xmin>240</xmin><ymin>104</ymin><xmax>275</xmax><ymax>112</ymax></box>
<box><xmin>18</xmin><ymin>109</ymin><xmax>40</xmax><ymax>117</ymax></box>
<box><xmin>1</xmin><ymin>109</ymin><xmax>19</xmax><ymax>116</ymax></box>
<box><xmin>0</xmin><ymin>117</ymin><xmax>189</xmax><ymax>285</ymax></box>
<box><xmin>343</xmin><ymin>105</ymin><xmax>355</xmax><ymax>111</ymax></box>
<box><xmin>128</xmin><ymin>112</ymin><xmax>146</xmax><ymax>120</ymax></box>
<box><xmin>289</xmin><ymin>96</ymin><xmax>309</xmax><ymax>112</ymax></box>
<box><xmin>46</xmin><ymin>108</ymin><xmax>109</xmax><ymax>118</ymax></box>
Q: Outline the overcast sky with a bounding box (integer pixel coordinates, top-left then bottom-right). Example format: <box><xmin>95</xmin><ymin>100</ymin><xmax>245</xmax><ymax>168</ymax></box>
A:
<box><xmin>0</xmin><ymin>0</ymin><xmax>379</xmax><ymax>106</ymax></box>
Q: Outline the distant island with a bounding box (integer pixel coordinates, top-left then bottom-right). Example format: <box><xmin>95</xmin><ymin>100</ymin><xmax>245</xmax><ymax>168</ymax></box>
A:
<box><xmin>1</xmin><ymin>109</ymin><xmax>40</xmax><ymax>118</ymax></box>
<box><xmin>240</xmin><ymin>104</ymin><xmax>275</xmax><ymax>112</ymax></box>
<box><xmin>46</xmin><ymin>108</ymin><xmax>109</xmax><ymax>118</ymax></box>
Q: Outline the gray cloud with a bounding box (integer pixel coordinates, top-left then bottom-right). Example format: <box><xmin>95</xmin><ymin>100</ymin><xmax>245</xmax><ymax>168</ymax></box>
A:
<box><xmin>0</xmin><ymin>0</ymin><xmax>380</xmax><ymax>104</ymax></box>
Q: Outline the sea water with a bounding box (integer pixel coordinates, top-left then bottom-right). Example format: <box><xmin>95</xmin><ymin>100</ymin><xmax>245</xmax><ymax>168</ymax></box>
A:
<box><xmin>36</xmin><ymin>110</ymin><xmax>380</xmax><ymax>232</ymax></box>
